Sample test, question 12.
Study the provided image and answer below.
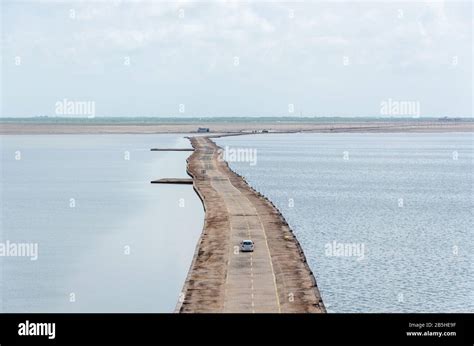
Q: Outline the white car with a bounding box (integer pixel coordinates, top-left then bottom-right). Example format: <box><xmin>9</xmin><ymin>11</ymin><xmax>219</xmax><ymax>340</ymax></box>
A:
<box><xmin>240</xmin><ymin>240</ymin><xmax>254</xmax><ymax>252</ymax></box>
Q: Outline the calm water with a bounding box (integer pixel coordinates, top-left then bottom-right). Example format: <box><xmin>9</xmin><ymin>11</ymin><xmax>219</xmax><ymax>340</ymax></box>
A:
<box><xmin>0</xmin><ymin>134</ymin><xmax>203</xmax><ymax>312</ymax></box>
<box><xmin>216</xmin><ymin>133</ymin><xmax>474</xmax><ymax>312</ymax></box>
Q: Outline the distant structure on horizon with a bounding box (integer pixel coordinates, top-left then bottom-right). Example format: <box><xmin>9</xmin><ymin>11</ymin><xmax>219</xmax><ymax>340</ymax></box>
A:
<box><xmin>197</xmin><ymin>127</ymin><xmax>210</xmax><ymax>133</ymax></box>
<box><xmin>438</xmin><ymin>116</ymin><xmax>461</xmax><ymax>122</ymax></box>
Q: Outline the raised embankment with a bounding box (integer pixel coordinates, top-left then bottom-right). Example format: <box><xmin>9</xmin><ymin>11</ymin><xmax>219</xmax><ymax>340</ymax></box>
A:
<box><xmin>176</xmin><ymin>136</ymin><xmax>325</xmax><ymax>313</ymax></box>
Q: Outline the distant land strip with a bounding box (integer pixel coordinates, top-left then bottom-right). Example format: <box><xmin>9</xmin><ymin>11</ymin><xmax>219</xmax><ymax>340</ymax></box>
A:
<box><xmin>1</xmin><ymin>119</ymin><xmax>473</xmax><ymax>134</ymax></box>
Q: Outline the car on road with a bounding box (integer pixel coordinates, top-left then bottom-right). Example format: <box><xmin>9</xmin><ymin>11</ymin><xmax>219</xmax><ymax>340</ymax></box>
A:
<box><xmin>240</xmin><ymin>240</ymin><xmax>254</xmax><ymax>252</ymax></box>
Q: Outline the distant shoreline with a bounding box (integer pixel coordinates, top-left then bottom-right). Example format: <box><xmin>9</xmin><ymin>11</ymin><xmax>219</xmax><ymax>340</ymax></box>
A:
<box><xmin>1</xmin><ymin>120</ymin><xmax>473</xmax><ymax>135</ymax></box>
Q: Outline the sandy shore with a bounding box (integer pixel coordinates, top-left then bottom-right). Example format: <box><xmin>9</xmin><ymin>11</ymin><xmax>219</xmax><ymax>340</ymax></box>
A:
<box><xmin>1</xmin><ymin>121</ymin><xmax>472</xmax><ymax>134</ymax></box>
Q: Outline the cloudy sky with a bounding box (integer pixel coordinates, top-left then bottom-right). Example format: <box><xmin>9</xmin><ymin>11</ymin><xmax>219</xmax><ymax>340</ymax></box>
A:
<box><xmin>1</xmin><ymin>0</ymin><xmax>472</xmax><ymax>117</ymax></box>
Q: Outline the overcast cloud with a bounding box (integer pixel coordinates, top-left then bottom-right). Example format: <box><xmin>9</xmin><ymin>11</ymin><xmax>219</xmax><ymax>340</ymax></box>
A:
<box><xmin>1</xmin><ymin>0</ymin><xmax>472</xmax><ymax>117</ymax></box>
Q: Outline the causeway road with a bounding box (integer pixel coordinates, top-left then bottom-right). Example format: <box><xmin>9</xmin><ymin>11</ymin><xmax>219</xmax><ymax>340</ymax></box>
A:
<box><xmin>177</xmin><ymin>136</ymin><xmax>325</xmax><ymax>313</ymax></box>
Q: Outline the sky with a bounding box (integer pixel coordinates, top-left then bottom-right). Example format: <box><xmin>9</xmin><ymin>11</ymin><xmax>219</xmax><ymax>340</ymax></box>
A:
<box><xmin>1</xmin><ymin>0</ymin><xmax>472</xmax><ymax>117</ymax></box>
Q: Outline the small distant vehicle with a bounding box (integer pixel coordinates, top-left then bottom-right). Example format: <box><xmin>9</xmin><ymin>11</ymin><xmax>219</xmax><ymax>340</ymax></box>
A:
<box><xmin>240</xmin><ymin>240</ymin><xmax>254</xmax><ymax>252</ymax></box>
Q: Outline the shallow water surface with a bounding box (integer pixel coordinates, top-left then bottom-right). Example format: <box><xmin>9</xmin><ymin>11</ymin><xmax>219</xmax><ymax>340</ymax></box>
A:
<box><xmin>216</xmin><ymin>133</ymin><xmax>473</xmax><ymax>312</ymax></box>
<box><xmin>0</xmin><ymin>134</ymin><xmax>204</xmax><ymax>312</ymax></box>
